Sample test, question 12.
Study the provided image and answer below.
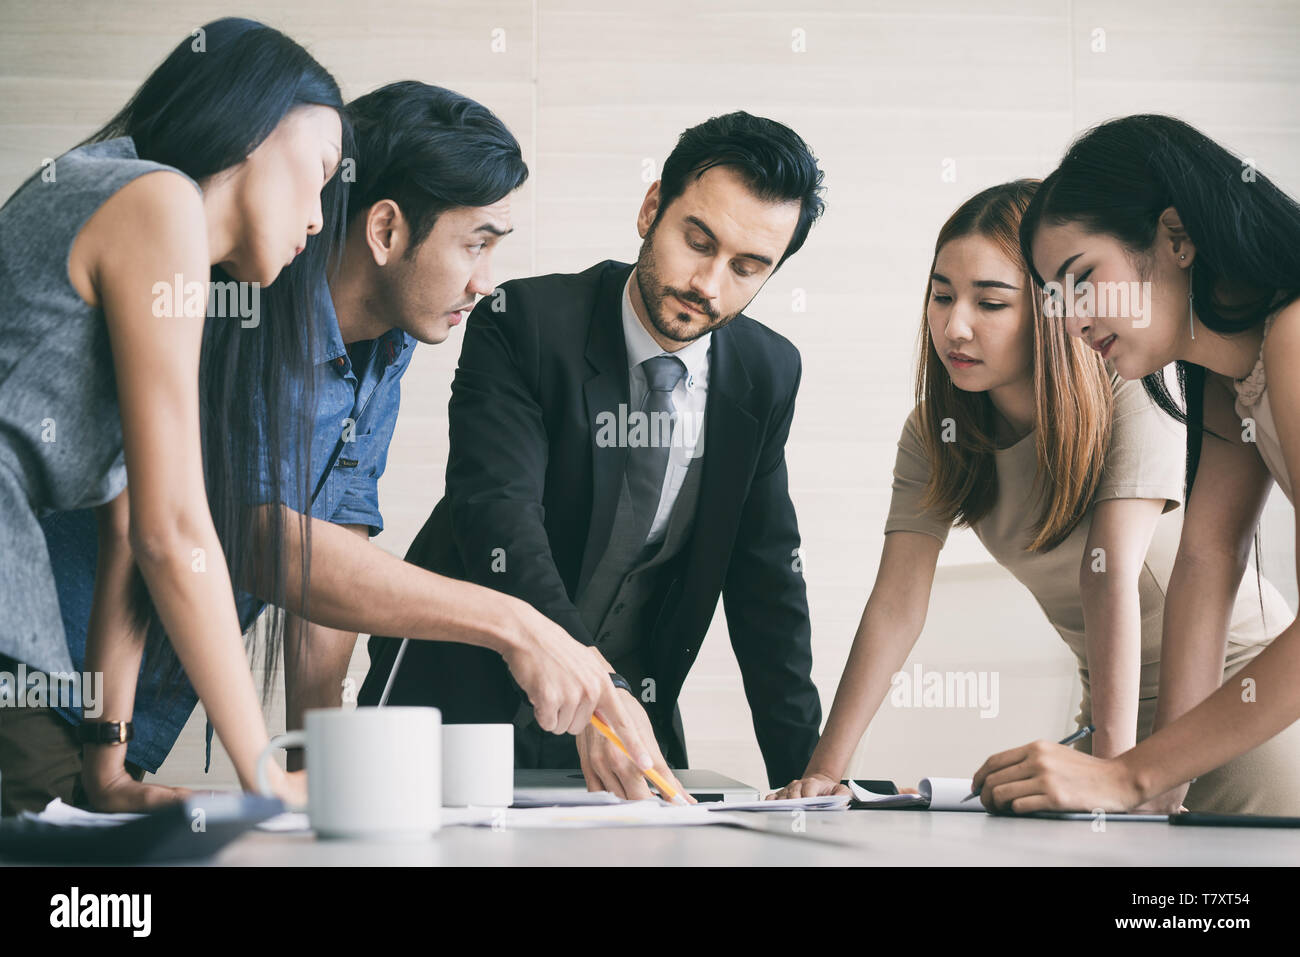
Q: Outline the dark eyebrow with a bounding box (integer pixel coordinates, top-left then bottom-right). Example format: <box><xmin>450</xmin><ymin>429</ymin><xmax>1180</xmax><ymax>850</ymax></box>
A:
<box><xmin>684</xmin><ymin>215</ymin><xmax>773</xmax><ymax>267</ymax></box>
<box><xmin>1053</xmin><ymin>252</ymin><xmax>1083</xmax><ymax>282</ymax></box>
<box><xmin>473</xmin><ymin>223</ymin><xmax>514</xmax><ymax>237</ymax></box>
<box><xmin>930</xmin><ymin>272</ymin><xmax>1018</xmax><ymax>291</ymax></box>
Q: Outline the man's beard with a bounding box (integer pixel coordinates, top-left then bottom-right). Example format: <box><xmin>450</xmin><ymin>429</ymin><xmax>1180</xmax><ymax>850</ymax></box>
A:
<box><xmin>634</xmin><ymin>223</ymin><xmax>740</xmax><ymax>343</ymax></box>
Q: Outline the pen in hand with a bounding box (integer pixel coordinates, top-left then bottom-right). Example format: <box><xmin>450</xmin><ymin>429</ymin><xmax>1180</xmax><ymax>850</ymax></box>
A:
<box><xmin>589</xmin><ymin>714</ymin><xmax>690</xmax><ymax>806</ymax></box>
<box><xmin>961</xmin><ymin>724</ymin><xmax>1094</xmax><ymax>803</ymax></box>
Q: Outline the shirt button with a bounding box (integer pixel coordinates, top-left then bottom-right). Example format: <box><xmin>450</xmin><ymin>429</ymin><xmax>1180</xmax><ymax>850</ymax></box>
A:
<box><xmin>686</xmin><ymin>374</ymin><xmax>696</xmax><ymax>392</ymax></box>
<box><xmin>613</xmin><ymin>603</ymin><xmax>624</xmax><ymax>615</ymax></box>
<box><xmin>334</xmin><ymin>357</ymin><xmax>345</xmax><ymax>368</ymax></box>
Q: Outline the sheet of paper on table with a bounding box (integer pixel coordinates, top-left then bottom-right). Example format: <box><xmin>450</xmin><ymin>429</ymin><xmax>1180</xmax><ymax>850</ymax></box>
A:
<box><xmin>258</xmin><ymin>793</ymin><xmax>847</xmax><ymax>833</ymax></box>
<box><xmin>25</xmin><ymin>797</ymin><xmax>311</xmax><ymax>833</ymax></box>
<box><xmin>21</xmin><ymin>798</ymin><xmax>144</xmax><ymax>827</ymax></box>
<box><xmin>444</xmin><ymin>801</ymin><xmax>769</xmax><ymax>830</ymax></box>
<box><xmin>24</xmin><ymin>792</ymin><xmax>846</xmax><ymax>835</ymax></box>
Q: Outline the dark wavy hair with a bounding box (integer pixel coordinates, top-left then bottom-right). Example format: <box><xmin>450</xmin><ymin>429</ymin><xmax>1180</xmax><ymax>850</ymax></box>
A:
<box><xmin>1019</xmin><ymin>114</ymin><xmax>1300</xmax><ymax>495</ymax></box>
<box><xmin>87</xmin><ymin>17</ymin><xmax>351</xmax><ymax>699</ymax></box>
<box><xmin>656</xmin><ymin>111</ymin><xmax>826</xmax><ymax>268</ymax></box>
<box><xmin>345</xmin><ymin>81</ymin><xmax>528</xmax><ymax>254</ymax></box>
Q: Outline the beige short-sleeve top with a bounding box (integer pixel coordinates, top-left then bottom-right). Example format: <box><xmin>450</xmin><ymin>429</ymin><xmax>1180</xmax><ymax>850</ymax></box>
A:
<box><xmin>885</xmin><ymin>371</ymin><xmax>1290</xmax><ymax>696</ymax></box>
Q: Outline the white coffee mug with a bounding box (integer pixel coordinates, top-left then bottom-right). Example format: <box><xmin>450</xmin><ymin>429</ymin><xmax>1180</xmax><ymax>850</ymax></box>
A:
<box><xmin>256</xmin><ymin>706</ymin><xmax>441</xmax><ymax>839</ymax></box>
<box><xmin>441</xmin><ymin>723</ymin><xmax>513</xmax><ymax>807</ymax></box>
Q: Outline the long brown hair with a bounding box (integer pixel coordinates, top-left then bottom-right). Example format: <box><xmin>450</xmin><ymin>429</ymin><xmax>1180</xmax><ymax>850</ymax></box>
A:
<box><xmin>915</xmin><ymin>179</ymin><xmax>1113</xmax><ymax>551</ymax></box>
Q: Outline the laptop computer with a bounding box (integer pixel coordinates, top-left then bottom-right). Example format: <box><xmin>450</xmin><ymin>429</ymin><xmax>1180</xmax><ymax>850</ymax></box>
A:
<box><xmin>514</xmin><ymin>768</ymin><xmax>760</xmax><ymax>804</ymax></box>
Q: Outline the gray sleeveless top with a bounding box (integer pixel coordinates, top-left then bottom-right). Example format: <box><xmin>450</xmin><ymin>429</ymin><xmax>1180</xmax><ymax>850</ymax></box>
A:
<box><xmin>0</xmin><ymin>137</ymin><xmax>201</xmax><ymax>674</ymax></box>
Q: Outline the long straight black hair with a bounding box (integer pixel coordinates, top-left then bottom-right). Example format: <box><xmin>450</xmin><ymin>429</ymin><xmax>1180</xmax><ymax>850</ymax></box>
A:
<box><xmin>1018</xmin><ymin>114</ymin><xmax>1300</xmax><ymax>497</ymax></box>
<box><xmin>86</xmin><ymin>17</ymin><xmax>351</xmax><ymax>699</ymax></box>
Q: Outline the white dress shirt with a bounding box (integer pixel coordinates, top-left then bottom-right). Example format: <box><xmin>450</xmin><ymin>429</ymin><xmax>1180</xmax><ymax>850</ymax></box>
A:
<box><xmin>621</xmin><ymin>271</ymin><xmax>711</xmax><ymax>544</ymax></box>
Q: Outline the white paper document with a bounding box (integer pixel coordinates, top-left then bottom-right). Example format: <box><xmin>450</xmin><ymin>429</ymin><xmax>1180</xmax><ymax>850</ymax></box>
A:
<box><xmin>22</xmin><ymin>798</ymin><xmax>144</xmax><ymax>827</ymax></box>
<box><xmin>443</xmin><ymin>800</ymin><xmax>765</xmax><ymax>830</ymax></box>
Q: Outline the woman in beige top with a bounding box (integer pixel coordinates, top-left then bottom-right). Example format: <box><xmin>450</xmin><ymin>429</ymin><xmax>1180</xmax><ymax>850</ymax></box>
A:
<box><xmin>774</xmin><ymin>178</ymin><xmax>1300</xmax><ymax>813</ymax></box>
<box><xmin>974</xmin><ymin>115</ymin><xmax>1300</xmax><ymax>814</ymax></box>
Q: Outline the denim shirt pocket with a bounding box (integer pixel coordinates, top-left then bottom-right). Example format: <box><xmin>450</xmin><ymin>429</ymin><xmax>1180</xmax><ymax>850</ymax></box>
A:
<box><xmin>325</xmin><ymin>430</ymin><xmax>382</xmax><ymax>527</ymax></box>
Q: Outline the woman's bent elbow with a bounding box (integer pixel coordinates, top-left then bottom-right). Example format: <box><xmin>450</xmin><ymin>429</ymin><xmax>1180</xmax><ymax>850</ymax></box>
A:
<box><xmin>128</xmin><ymin>511</ymin><xmax>211</xmax><ymax>570</ymax></box>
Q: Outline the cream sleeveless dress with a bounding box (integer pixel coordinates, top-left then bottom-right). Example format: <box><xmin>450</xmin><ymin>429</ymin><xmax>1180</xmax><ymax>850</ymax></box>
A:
<box><xmin>886</xmin><ymin>367</ymin><xmax>1300</xmax><ymax>814</ymax></box>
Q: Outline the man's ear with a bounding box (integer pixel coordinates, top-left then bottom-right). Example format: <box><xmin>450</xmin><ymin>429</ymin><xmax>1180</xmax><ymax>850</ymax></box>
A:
<box><xmin>363</xmin><ymin>199</ymin><xmax>408</xmax><ymax>267</ymax></box>
<box><xmin>1157</xmin><ymin>206</ymin><xmax>1196</xmax><ymax>269</ymax></box>
<box><xmin>636</xmin><ymin>181</ymin><xmax>662</xmax><ymax>239</ymax></box>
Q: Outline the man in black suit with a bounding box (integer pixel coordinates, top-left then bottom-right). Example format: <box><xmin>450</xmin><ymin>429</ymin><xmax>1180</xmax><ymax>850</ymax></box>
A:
<box><xmin>361</xmin><ymin>111</ymin><xmax>826</xmax><ymax>795</ymax></box>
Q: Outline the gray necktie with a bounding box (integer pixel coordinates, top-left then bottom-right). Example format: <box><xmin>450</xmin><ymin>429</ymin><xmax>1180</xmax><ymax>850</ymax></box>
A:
<box><xmin>626</xmin><ymin>354</ymin><xmax>687</xmax><ymax>536</ymax></box>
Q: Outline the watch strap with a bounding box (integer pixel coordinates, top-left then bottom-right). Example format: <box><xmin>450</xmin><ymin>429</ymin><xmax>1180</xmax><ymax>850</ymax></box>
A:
<box><xmin>78</xmin><ymin>721</ymin><xmax>134</xmax><ymax>745</ymax></box>
<box><xmin>608</xmin><ymin>672</ymin><xmax>632</xmax><ymax>695</ymax></box>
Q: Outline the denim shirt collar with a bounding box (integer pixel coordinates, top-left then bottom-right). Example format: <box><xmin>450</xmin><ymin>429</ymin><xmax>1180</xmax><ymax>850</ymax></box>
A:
<box><xmin>313</xmin><ymin>281</ymin><xmax>410</xmax><ymax>373</ymax></box>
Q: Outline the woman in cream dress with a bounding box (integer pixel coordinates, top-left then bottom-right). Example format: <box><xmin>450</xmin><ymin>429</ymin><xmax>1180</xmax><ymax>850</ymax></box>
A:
<box><xmin>974</xmin><ymin>115</ymin><xmax>1300</xmax><ymax>813</ymax></box>
<box><xmin>774</xmin><ymin>179</ymin><xmax>1300</xmax><ymax>813</ymax></box>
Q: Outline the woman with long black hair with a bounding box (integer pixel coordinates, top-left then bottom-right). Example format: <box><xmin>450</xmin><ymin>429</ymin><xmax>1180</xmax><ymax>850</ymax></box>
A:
<box><xmin>974</xmin><ymin>114</ymin><xmax>1300</xmax><ymax>812</ymax></box>
<box><xmin>0</xmin><ymin>17</ymin><xmax>348</xmax><ymax>808</ymax></box>
<box><xmin>0</xmin><ymin>21</ymin><xmax>653</xmax><ymax>814</ymax></box>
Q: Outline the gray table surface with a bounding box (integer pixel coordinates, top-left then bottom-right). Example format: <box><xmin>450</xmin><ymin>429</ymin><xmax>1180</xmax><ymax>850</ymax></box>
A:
<box><xmin>208</xmin><ymin>810</ymin><xmax>1300</xmax><ymax>866</ymax></box>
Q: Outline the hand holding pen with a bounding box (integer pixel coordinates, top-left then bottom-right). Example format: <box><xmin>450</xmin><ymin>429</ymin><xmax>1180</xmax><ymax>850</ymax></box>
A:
<box><xmin>962</xmin><ymin>725</ymin><xmax>1094</xmax><ymax>803</ymax></box>
<box><xmin>589</xmin><ymin>715</ymin><xmax>691</xmax><ymax>805</ymax></box>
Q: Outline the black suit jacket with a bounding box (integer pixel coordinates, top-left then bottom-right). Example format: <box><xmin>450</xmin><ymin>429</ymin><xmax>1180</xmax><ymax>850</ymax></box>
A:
<box><xmin>360</xmin><ymin>260</ymin><xmax>820</xmax><ymax>787</ymax></box>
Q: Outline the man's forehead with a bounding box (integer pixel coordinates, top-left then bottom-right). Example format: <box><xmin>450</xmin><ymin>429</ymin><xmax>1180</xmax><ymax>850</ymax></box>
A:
<box><xmin>447</xmin><ymin>196</ymin><xmax>514</xmax><ymax>234</ymax></box>
<box><xmin>672</xmin><ymin>167</ymin><xmax>797</xmax><ymax>258</ymax></box>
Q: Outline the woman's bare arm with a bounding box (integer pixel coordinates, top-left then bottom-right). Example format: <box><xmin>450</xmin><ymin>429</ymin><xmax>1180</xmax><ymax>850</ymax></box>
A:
<box><xmin>973</xmin><ymin>302</ymin><xmax>1300</xmax><ymax>812</ymax></box>
<box><xmin>87</xmin><ymin>171</ymin><xmax>296</xmax><ymax>802</ymax></box>
<box><xmin>778</xmin><ymin>530</ymin><xmax>941</xmax><ymax>795</ymax></box>
<box><xmin>80</xmin><ymin>489</ymin><xmax>195</xmax><ymax>808</ymax></box>
<box><xmin>1078</xmin><ymin>497</ymin><xmax>1165</xmax><ymax>759</ymax></box>
<box><xmin>1152</xmin><ymin>375</ymin><xmax>1273</xmax><ymax>735</ymax></box>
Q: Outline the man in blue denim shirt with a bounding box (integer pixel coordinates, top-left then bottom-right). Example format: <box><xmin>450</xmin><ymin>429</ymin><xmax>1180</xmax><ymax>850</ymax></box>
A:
<box><xmin>5</xmin><ymin>81</ymin><xmax>536</xmax><ymax>810</ymax></box>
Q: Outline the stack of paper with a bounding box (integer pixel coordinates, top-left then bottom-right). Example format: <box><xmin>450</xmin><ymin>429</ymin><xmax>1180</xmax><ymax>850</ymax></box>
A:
<box><xmin>846</xmin><ymin>777</ymin><xmax>982</xmax><ymax>811</ymax></box>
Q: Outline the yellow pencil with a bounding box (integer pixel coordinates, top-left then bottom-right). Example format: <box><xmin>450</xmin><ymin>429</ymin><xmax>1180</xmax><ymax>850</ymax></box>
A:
<box><xmin>590</xmin><ymin>715</ymin><xmax>689</xmax><ymax>805</ymax></box>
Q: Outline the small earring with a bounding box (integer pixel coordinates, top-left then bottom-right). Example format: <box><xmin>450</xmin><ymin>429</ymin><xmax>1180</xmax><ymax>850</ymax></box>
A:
<box><xmin>1188</xmin><ymin>263</ymin><xmax>1196</xmax><ymax>340</ymax></box>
